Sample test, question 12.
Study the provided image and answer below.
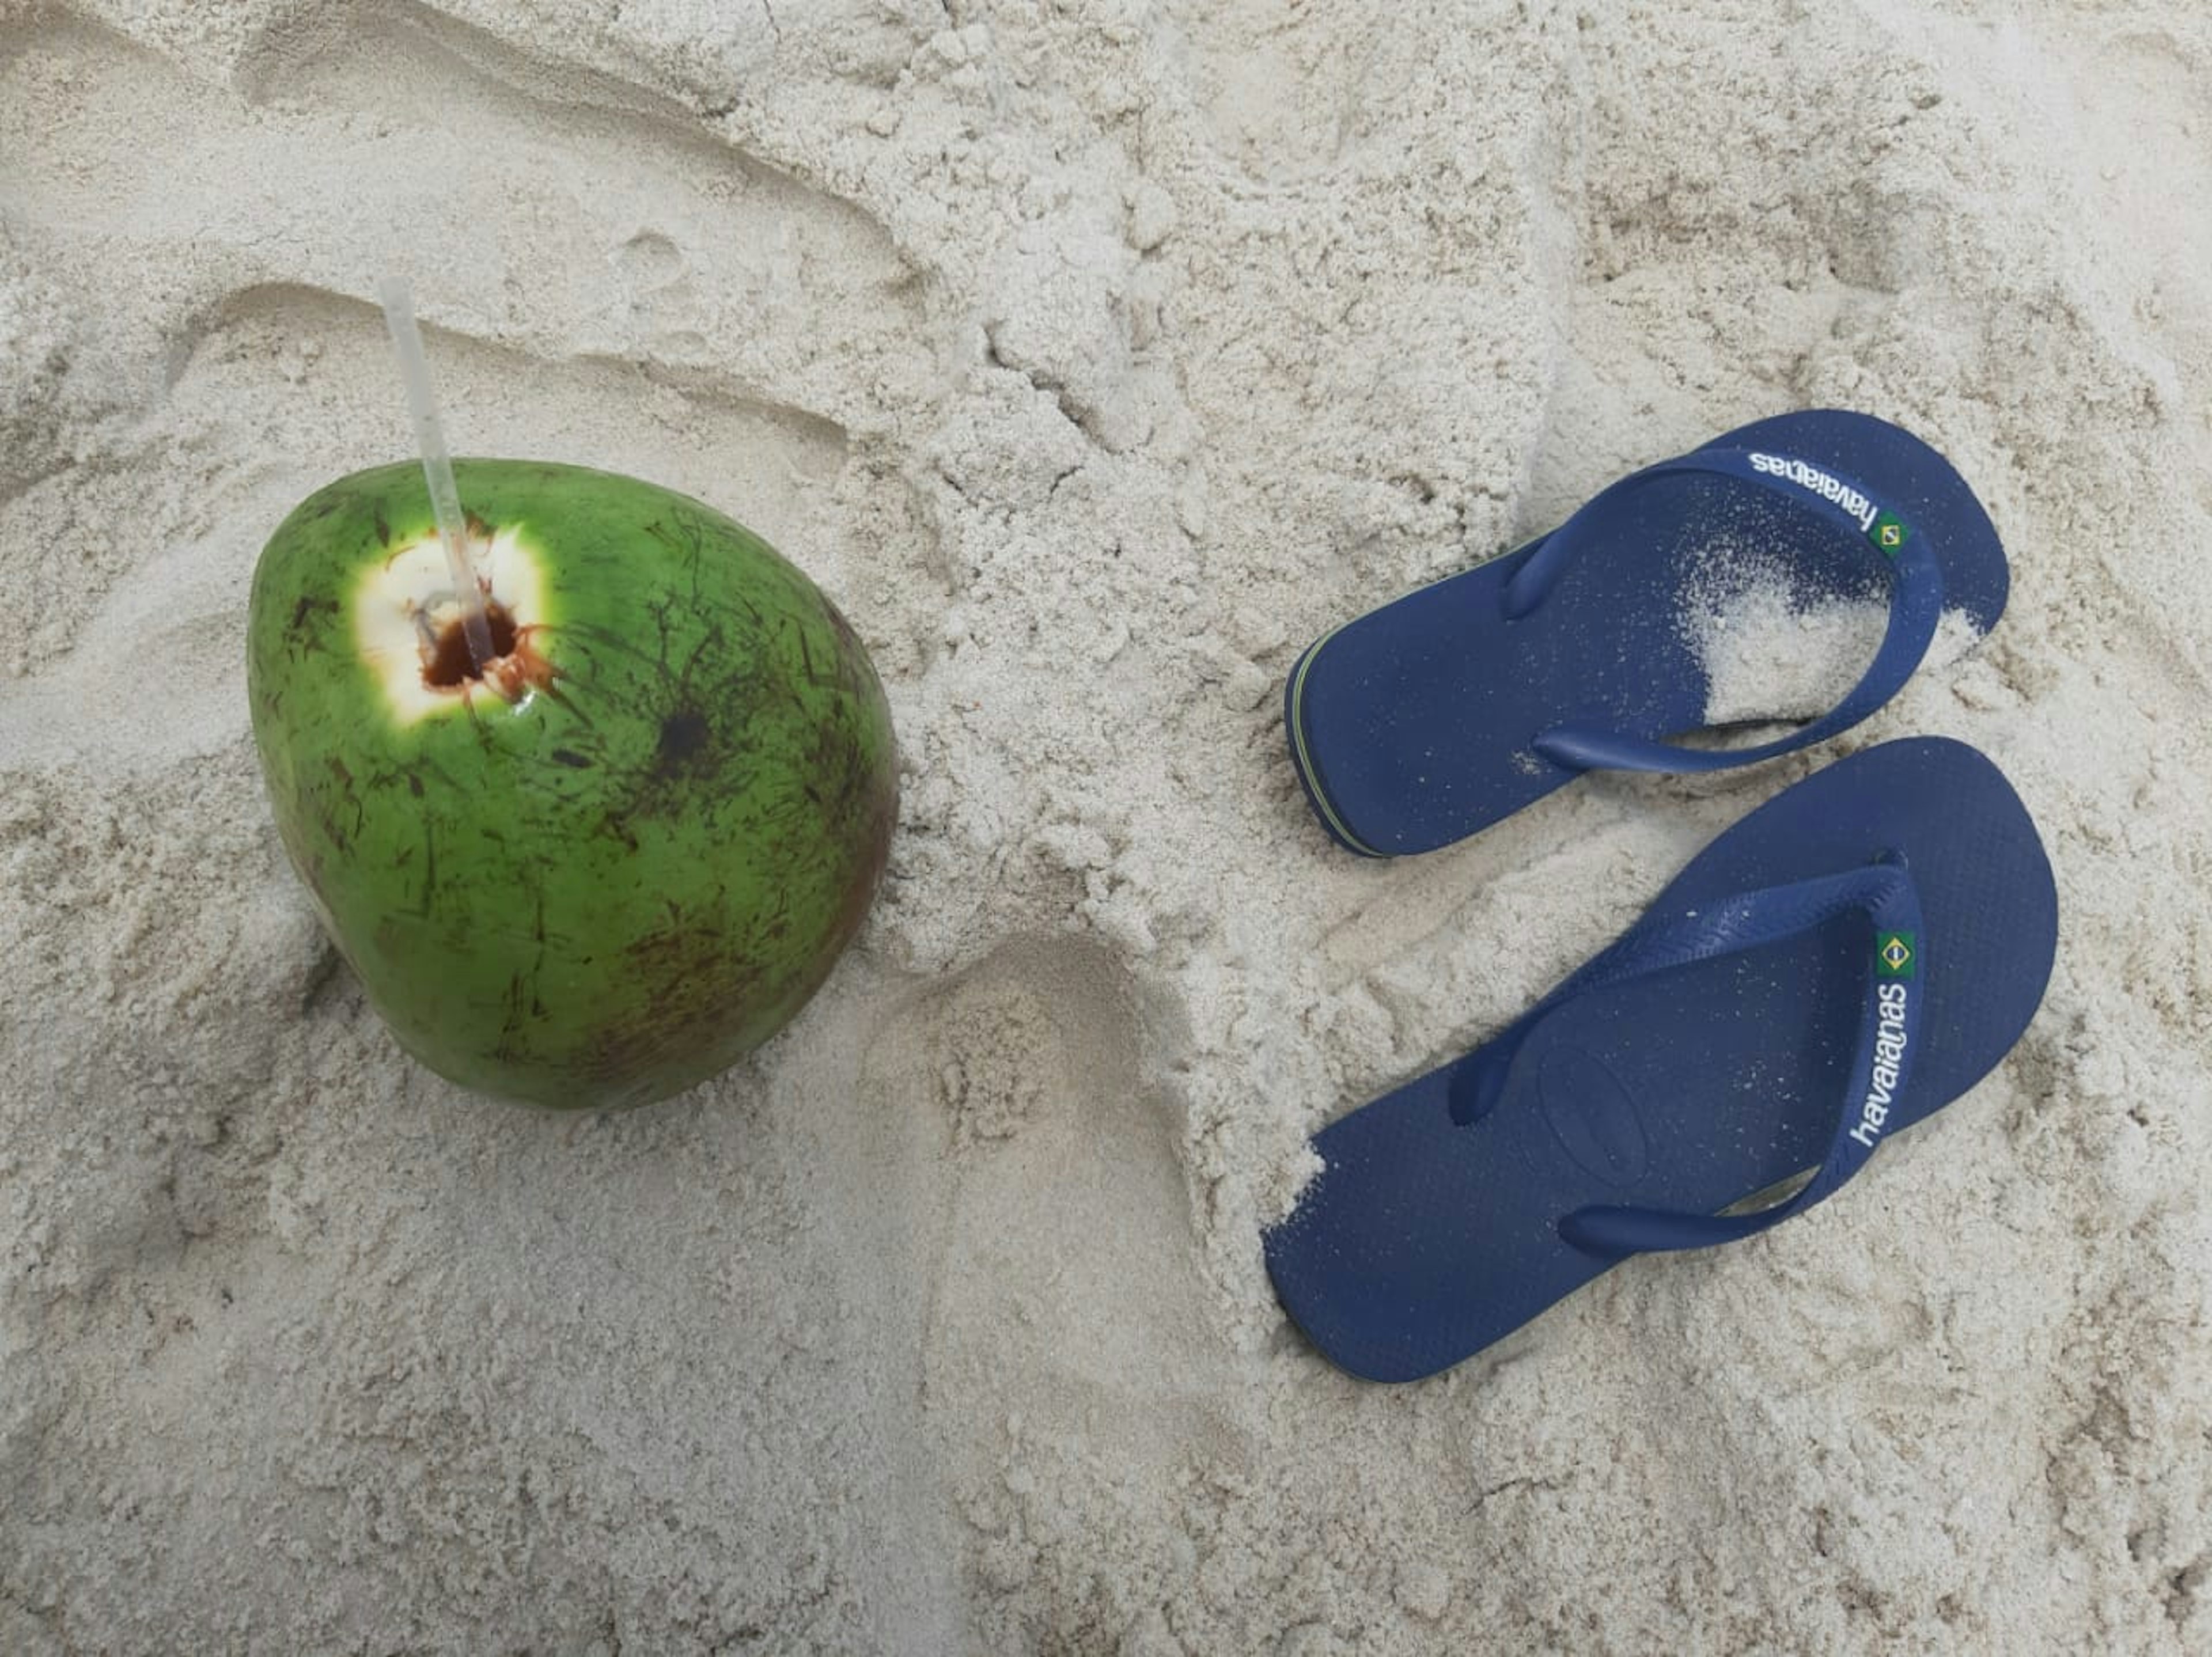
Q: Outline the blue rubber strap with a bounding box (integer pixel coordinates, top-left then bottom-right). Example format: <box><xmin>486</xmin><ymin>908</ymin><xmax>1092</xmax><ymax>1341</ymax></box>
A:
<box><xmin>1499</xmin><ymin>448</ymin><xmax>1945</xmax><ymax>775</ymax></box>
<box><xmin>1444</xmin><ymin>855</ymin><xmax>1926</xmax><ymax>1258</ymax></box>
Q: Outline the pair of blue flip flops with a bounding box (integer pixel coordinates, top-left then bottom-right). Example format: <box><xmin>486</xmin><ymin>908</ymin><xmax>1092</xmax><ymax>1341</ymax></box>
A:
<box><xmin>1264</xmin><ymin>410</ymin><xmax>2059</xmax><ymax>1384</ymax></box>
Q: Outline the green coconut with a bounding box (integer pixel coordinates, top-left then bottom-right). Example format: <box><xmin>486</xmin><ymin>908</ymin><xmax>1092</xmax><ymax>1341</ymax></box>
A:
<box><xmin>246</xmin><ymin>459</ymin><xmax>898</xmax><ymax>1110</ymax></box>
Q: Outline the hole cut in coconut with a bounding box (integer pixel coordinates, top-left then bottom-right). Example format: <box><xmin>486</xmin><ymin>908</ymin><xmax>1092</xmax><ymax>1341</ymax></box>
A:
<box><xmin>358</xmin><ymin>529</ymin><xmax>553</xmax><ymax>723</ymax></box>
<box><xmin>425</xmin><ymin>599</ymin><xmax>521</xmax><ymax>688</ymax></box>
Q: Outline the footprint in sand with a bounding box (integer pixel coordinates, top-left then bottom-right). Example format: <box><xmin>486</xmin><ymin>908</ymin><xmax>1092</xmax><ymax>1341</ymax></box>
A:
<box><xmin>863</xmin><ymin>934</ymin><xmax>1244</xmax><ymax>1530</ymax></box>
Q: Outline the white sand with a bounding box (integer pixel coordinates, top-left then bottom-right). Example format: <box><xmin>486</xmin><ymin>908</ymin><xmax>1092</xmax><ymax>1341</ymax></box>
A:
<box><xmin>5</xmin><ymin>3</ymin><xmax>2210</xmax><ymax>1651</ymax></box>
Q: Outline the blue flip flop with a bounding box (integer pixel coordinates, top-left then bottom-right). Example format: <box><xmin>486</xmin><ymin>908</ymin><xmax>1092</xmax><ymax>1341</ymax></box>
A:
<box><xmin>1263</xmin><ymin>737</ymin><xmax>2056</xmax><ymax>1383</ymax></box>
<box><xmin>1286</xmin><ymin>410</ymin><xmax>2009</xmax><ymax>856</ymax></box>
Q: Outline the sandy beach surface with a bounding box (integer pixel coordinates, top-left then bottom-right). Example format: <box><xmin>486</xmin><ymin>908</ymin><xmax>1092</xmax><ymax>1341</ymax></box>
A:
<box><xmin>5</xmin><ymin>2</ymin><xmax>2209</xmax><ymax>1651</ymax></box>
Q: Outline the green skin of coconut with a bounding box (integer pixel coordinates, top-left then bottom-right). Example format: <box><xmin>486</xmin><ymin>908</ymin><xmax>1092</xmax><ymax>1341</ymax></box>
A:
<box><xmin>247</xmin><ymin>459</ymin><xmax>899</xmax><ymax>1110</ymax></box>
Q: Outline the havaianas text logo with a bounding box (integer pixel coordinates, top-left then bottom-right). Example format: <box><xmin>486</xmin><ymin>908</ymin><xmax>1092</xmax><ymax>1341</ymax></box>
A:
<box><xmin>1849</xmin><ymin>977</ymin><xmax>1912</xmax><ymax>1150</ymax></box>
<box><xmin>1747</xmin><ymin>452</ymin><xmax>1913</xmax><ymax>556</ymax></box>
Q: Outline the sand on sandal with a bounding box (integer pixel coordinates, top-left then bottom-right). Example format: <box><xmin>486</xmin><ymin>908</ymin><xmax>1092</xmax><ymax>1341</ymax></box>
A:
<box><xmin>3</xmin><ymin>3</ymin><xmax>2209</xmax><ymax>1652</ymax></box>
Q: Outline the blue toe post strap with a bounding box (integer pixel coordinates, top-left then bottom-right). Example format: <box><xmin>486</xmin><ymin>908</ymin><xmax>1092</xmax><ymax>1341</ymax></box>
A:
<box><xmin>1446</xmin><ymin>854</ymin><xmax>1926</xmax><ymax>1260</ymax></box>
<box><xmin>1502</xmin><ymin>447</ymin><xmax>1945</xmax><ymax>775</ymax></box>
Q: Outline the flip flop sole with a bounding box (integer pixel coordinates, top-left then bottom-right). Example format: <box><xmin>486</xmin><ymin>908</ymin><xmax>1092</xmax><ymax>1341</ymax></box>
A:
<box><xmin>1287</xmin><ymin>411</ymin><xmax>2009</xmax><ymax>856</ymax></box>
<box><xmin>1264</xmin><ymin>737</ymin><xmax>2056</xmax><ymax>1383</ymax></box>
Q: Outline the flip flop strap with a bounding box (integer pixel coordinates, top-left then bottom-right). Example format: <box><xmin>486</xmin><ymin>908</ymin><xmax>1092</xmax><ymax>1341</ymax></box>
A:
<box><xmin>1499</xmin><ymin>447</ymin><xmax>1945</xmax><ymax>774</ymax></box>
<box><xmin>1445</xmin><ymin>856</ymin><xmax>1926</xmax><ymax>1259</ymax></box>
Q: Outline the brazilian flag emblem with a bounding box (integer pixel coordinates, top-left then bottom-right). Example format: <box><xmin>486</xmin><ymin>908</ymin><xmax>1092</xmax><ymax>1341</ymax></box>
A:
<box><xmin>1869</xmin><ymin>511</ymin><xmax>1911</xmax><ymax>556</ymax></box>
<box><xmin>1875</xmin><ymin>931</ymin><xmax>1917</xmax><ymax>980</ymax></box>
